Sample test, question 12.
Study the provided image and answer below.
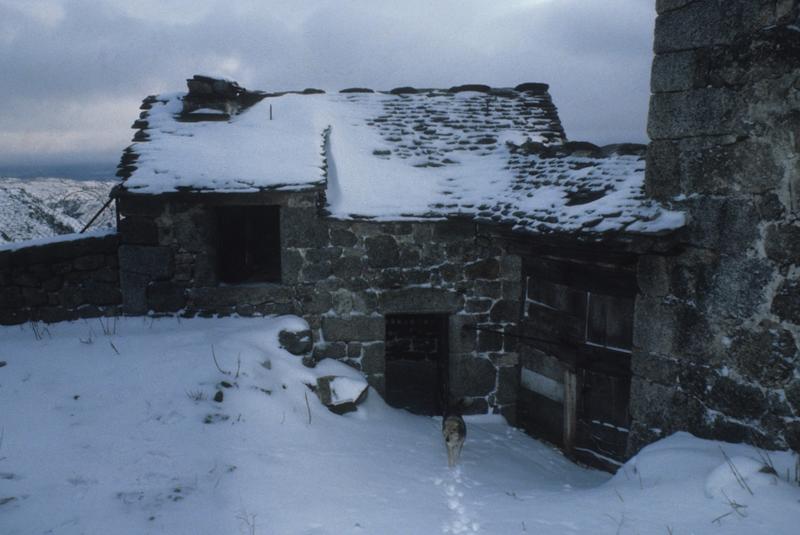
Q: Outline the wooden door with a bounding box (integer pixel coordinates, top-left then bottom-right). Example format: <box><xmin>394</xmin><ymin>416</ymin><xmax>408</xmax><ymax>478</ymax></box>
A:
<box><xmin>384</xmin><ymin>314</ymin><xmax>449</xmax><ymax>416</ymax></box>
<box><xmin>516</xmin><ymin>256</ymin><xmax>635</xmax><ymax>471</ymax></box>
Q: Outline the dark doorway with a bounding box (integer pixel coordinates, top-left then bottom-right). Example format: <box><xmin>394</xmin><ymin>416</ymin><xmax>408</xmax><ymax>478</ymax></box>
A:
<box><xmin>384</xmin><ymin>314</ymin><xmax>449</xmax><ymax>416</ymax></box>
<box><xmin>216</xmin><ymin>205</ymin><xmax>281</xmax><ymax>283</ymax></box>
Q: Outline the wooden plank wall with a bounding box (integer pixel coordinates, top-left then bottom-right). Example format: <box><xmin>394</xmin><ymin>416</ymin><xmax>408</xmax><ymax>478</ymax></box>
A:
<box><xmin>515</xmin><ymin>253</ymin><xmax>637</xmax><ymax>470</ymax></box>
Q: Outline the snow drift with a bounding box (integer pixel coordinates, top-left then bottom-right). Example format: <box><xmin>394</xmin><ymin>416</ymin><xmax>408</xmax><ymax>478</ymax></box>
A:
<box><xmin>0</xmin><ymin>316</ymin><xmax>797</xmax><ymax>534</ymax></box>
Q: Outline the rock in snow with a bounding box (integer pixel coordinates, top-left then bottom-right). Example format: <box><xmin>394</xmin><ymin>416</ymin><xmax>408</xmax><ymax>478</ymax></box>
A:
<box><xmin>278</xmin><ymin>327</ymin><xmax>314</xmax><ymax>356</ymax></box>
<box><xmin>313</xmin><ymin>375</ymin><xmax>369</xmax><ymax>414</ymax></box>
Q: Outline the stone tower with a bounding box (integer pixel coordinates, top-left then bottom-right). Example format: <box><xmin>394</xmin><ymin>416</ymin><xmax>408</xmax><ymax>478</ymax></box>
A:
<box><xmin>630</xmin><ymin>0</ymin><xmax>800</xmax><ymax>453</ymax></box>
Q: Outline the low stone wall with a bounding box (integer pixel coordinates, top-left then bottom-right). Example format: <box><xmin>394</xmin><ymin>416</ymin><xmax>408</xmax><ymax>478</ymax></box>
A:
<box><xmin>632</xmin><ymin>0</ymin><xmax>800</xmax><ymax>453</ymax></box>
<box><xmin>0</xmin><ymin>232</ymin><xmax>122</xmax><ymax>325</ymax></box>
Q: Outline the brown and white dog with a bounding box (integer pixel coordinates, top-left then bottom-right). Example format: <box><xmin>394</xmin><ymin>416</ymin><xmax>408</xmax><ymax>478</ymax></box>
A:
<box><xmin>442</xmin><ymin>413</ymin><xmax>467</xmax><ymax>468</ymax></box>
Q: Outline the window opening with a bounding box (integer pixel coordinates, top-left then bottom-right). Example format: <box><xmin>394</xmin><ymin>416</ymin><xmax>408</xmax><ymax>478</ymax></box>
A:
<box><xmin>217</xmin><ymin>205</ymin><xmax>281</xmax><ymax>283</ymax></box>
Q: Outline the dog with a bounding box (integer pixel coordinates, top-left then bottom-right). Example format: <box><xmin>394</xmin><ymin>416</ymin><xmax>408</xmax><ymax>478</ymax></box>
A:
<box><xmin>442</xmin><ymin>412</ymin><xmax>467</xmax><ymax>468</ymax></box>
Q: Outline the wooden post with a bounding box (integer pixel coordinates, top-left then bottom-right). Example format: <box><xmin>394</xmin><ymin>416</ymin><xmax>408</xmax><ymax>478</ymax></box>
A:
<box><xmin>563</xmin><ymin>369</ymin><xmax>577</xmax><ymax>454</ymax></box>
<box><xmin>80</xmin><ymin>196</ymin><xmax>115</xmax><ymax>233</ymax></box>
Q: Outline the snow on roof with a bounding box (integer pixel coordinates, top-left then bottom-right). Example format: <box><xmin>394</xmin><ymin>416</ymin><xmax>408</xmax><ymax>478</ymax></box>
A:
<box><xmin>119</xmin><ymin>91</ymin><xmax>329</xmax><ymax>193</ymax></box>
<box><xmin>117</xmin><ymin>77</ymin><xmax>684</xmax><ymax>236</ymax></box>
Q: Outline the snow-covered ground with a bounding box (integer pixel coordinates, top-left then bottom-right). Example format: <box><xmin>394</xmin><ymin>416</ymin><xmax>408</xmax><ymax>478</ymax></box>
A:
<box><xmin>1</xmin><ymin>316</ymin><xmax>798</xmax><ymax>534</ymax></box>
<box><xmin>0</xmin><ymin>177</ymin><xmax>115</xmax><ymax>244</ymax></box>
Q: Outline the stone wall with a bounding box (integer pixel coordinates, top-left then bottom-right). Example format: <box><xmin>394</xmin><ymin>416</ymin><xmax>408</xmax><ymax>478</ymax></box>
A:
<box><xmin>0</xmin><ymin>232</ymin><xmax>121</xmax><ymax>325</ymax></box>
<box><xmin>632</xmin><ymin>0</ymin><xmax>800</xmax><ymax>453</ymax></box>
<box><xmin>116</xmin><ymin>192</ymin><xmax>523</xmax><ymax>416</ymax></box>
<box><xmin>116</xmin><ymin>192</ymin><xmax>308</xmax><ymax>317</ymax></box>
<box><xmin>296</xmin><ymin>219</ymin><xmax>522</xmax><ymax>417</ymax></box>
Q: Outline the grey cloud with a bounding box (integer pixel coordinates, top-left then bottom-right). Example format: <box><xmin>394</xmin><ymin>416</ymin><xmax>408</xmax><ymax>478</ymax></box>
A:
<box><xmin>0</xmin><ymin>0</ymin><xmax>655</xmax><ymax>171</ymax></box>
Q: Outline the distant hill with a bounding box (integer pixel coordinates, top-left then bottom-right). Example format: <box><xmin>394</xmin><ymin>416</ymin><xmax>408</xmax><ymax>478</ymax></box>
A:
<box><xmin>0</xmin><ymin>162</ymin><xmax>117</xmax><ymax>181</ymax></box>
<box><xmin>0</xmin><ymin>177</ymin><xmax>116</xmax><ymax>244</ymax></box>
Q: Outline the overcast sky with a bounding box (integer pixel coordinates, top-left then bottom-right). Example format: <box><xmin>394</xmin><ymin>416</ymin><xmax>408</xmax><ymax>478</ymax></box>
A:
<box><xmin>0</xmin><ymin>0</ymin><xmax>655</xmax><ymax>174</ymax></box>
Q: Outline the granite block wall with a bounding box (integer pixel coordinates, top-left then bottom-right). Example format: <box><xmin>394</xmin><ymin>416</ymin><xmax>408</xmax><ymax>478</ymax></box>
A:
<box><xmin>0</xmin><ymin>232</ymin><xmax>121</xmax><ymax>325</ymax></box>
<box><xmin>631</xmin><ymin>0</ymin><xmax>800</xmax><ymax>453</ymax></box>
<box><xmin>116</xmin><ymin>191</ymin><xmax>523</xmax><ymax>416</ymax></box>
<box><xmin>296</xmin><ymin>219</ymin><xmax>522</xmax><ymax>417</ymax></box>
<box><xmin>116</xmin><ymin>192</ymin><xmax>309</xmax><ymax>317</ymax></box>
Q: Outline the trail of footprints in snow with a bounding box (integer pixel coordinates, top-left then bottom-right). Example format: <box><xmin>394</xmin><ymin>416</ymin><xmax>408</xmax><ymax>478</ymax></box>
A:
<box><xmin>435</xmin><ymin>468</ymin><xmax>480</xmax><ymax>534</ymax></box>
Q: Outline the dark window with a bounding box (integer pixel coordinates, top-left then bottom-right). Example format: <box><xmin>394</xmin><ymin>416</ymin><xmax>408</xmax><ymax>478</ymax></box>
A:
<box><xmin>525</xmin><ymin>277</ymin><xmax>633</xmax><ymax>351</ymax></box>
<box><xmin>216</xmin><ymin>206</ymin><xmax>281</xmax><ymax>283</ymax></box>
<box><xmin>586</xmin><ymin>293</ymin><xmax>634</xmax><ymax>351</ymax></box>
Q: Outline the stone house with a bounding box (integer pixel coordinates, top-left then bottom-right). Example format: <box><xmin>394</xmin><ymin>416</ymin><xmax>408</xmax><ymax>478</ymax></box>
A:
<box><xmin>2</xmin><ymin>0</ymin><xmax>797</xmax><ymax>472</ymax></box>
<box><xmin>111</xmin><ymin>74</ymin><xmax>683</xmax><ymax>470</ymax></box>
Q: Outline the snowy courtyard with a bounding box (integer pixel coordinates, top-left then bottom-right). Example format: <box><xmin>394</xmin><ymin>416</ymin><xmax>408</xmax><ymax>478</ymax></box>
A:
<box><xmin>1</xmin><ymin>316</ymin><xmax>798</xmax><ymax>534</ymax></box>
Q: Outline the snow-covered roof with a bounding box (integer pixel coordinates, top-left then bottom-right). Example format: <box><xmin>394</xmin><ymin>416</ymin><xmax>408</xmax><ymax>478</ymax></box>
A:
<box><xmin>117</xmin><ymin>76</ymin><xmax>684</xmax><ymax>236</ymax></box>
